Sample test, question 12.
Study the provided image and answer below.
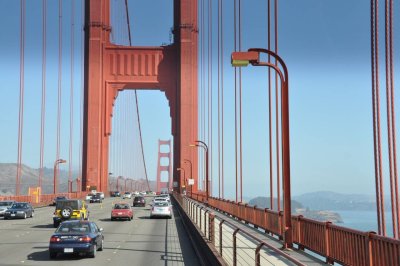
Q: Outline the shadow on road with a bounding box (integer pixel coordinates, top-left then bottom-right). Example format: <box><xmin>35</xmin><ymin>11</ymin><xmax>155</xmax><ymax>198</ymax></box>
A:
<box><xmin>27</xmin><ymin>250</ymin><xmax>85</xmax><ymax>261</ymax></box>
<box><xmin>31</xmin><ymin>224</ymin><xmax>54</xmax><ymax>229</ymax></box>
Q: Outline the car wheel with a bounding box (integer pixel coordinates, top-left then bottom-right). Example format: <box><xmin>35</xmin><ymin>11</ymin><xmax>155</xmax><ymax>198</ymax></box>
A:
<box><xmin>49</xmin><ymin>252</ymin><xmax>57</xmax><ymax>259</ymax></box>
<box><xmin>89</xmin><ymin>245</ymin><xmax>96</xmax><ymax>258</ymax></box>
<box><xmin>31</xmin><ymin>211</ymin><xmax>34</xmax><ymax>218</ymax></box>
<box><xmin>4</xmin><ymin>217</ymin><xmax>7</xmax><ymax>220</ymax></box>
<box><xmin>128</xmin><ymin>216</ymin><xmax>131</xmax><ymax>221</ymax></box>
<box><xmin>23</xmin><ymin>213</ymin><xmax>27</xmax><ymax>219</ymax></box>
<box><xmin>98</xmin><ymin>239</ymin><xmax>104</xmax><ymax>251</ymax></box>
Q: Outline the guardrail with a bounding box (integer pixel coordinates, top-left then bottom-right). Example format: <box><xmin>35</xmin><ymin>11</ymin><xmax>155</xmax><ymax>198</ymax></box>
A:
<box><xmin>187</xmin><ymin>192</ymin><xmax>400</xmax><ymax>266</ymax></box>
<box><xmin>175</xmin><ymin>193</ymin><xmax>305</xmax><ymax>266</ymax></box>
<box><xmin>0</xmin><ymin>192</ymin><xmax>89</xmax><ymax>207</ymax></box>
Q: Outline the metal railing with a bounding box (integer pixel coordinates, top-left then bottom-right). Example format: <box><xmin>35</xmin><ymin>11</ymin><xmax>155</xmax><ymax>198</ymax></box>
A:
<box><xmin>187</xmin><ymin>192</ymin><xmax>400</xmax><ymax>266</ymax></box>
<box><xmin>175</xmin><ymin>193</ymin><xmax>305</xmax><ymax>266</ymax></box>
<box><xmin>0</xmin><ymin>192</ymin><xmax>89</xmax><ymax>207</ymax></box>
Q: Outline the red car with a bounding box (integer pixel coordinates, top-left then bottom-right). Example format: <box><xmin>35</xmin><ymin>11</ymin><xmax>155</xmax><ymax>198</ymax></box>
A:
<box><xmin>111</xmin><ymin>203</ymin><xmax>133</xmax><ymax>221</ymax></box>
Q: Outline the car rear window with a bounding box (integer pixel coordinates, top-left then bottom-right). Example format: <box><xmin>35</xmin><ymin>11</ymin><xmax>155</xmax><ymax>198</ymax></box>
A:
<box><xmin>114</xmin><ymin>204</ymin><xmax>130</xmax><ymax>209</ymax></box>
<box><xmin>154</xmin><ymin>202</ymin><xmax>169</xmax><ymax>207</ymax></box>
<box><xmin>56</xmin><ymin>201</ymin><xmax>79</xmax><ymax>210</ymax></box>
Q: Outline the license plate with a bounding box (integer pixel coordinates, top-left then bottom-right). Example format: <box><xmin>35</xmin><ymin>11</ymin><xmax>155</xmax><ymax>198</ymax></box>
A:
<box><xmin>64</xmin><ymin>248</ymin><xmax>73</xmax><ymax>253</ymax></box>
<box><xmin>11</xmin><ymin>214</ymin><xmax>15</xmax><ymax>217</ymax></box>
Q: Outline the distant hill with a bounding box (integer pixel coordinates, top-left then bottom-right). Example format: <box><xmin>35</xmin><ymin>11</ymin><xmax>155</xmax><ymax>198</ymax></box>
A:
<box><xmin>293</xmin><ymin>191</ymin><xmax>382</xmax><ymax>211</ymax></box>
<box><xmin>248</xmin><ymin>197</ymin><xmax>304</xmax><ymax>210</ymax></box>
<box><xmin>248</xmin><ymin>196</ymin><xmax>343</xmax><ymax>223</ymax></box>
<box><xmin>0</xmin><ymin>163</ymin><xmax>156</xmax><ymax>195</ymax></box>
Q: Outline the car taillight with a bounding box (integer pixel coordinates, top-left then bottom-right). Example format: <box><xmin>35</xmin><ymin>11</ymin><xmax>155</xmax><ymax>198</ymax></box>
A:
<box><xmin>50</xmin><ymin>236</ymin><xmax>60</xmax><ymax>243</ymax></box>
<box><xmin>79</xmin><ymin>236</ymin><xmax>92</xmax><ymax>242</ymax></box>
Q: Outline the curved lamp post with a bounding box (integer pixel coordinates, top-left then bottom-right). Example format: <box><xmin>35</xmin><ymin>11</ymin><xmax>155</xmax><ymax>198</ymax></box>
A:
<box><xmin>189</xmin><ymin>140</ymin><xmax>209</xmax><ymax>202</ymax></box>
<box><xmin>53</xmin><ymin>159</ymin><xmax>67</xmax><ymax>194</ymax></box>
<box><xmin>231</xmin><ymin>48</ymin><xmax>292</xmax><ymax>248</ymax></box>
<box><xmin>177</xmin><ymin>167</ymin><xmax>186</xmax><ymax>193</ymax></box>
<box><xmin>184</xmin><ymin>159</ymin><xmax>193</xmax><ymax>195</ymax></box>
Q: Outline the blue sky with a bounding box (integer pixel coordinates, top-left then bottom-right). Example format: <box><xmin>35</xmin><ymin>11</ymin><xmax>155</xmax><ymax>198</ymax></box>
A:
<box><xmin>0</xmin><ymin>0</ymin><xmax>399</xmax><ymax>199</ymax></box>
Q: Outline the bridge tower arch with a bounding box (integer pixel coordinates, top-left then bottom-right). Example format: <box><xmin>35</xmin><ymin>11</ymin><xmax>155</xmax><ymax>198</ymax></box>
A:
<box><xmin>83</xmin><ymin>0</ymin><xmax>198</xmax><ymax>193</ymax></box>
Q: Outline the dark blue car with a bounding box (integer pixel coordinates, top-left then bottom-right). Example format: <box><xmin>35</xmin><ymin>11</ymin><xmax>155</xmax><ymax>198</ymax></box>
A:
<box><xmin>49</xmin><ymin>220</ymin><xmax>104</xmax><ymax>259</ymax></box>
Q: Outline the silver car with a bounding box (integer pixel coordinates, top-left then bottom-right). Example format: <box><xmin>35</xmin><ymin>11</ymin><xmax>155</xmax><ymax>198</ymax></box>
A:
<box><xmin>0</xmin><ymin>201</ymin><xmax>16</xmax><ymax>217</ymax></box>
<box><xmin>150</xmin><ymin>202</ymin><xmax>172</xmax><ymax>219</ymax></box>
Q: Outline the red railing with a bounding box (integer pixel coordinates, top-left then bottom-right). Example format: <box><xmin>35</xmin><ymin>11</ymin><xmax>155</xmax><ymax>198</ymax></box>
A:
<box><xmin>189</xmin><ymin>193</ymin><xmax>400</xmax><ymax>266</ymax></box>
<box><xmin>0</xmin><ymin>192</ymin><xmax>89</xmax><ymax>207</ymax></box>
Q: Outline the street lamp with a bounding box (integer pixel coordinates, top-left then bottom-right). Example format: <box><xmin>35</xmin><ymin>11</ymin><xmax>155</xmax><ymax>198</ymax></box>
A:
<box><xmin>53</xmin><ymin>159</ymin><xmax>67</xmax><ymax>194</ymax></box>
<box><xmin>184</xmin><ymin>159</ymin><xmax>193</xmax><ymax>195</ymax></box>
<box><xmin>177</xmin><ymin>167</ymin><xmax>186</xmax><ymax>194</ymax></box>
<box><xmin>116</xmin><ymin>176</ymin><xmax>123</xmax><ymax>192</ymax></box>
<box><xmin>231</xmin><ymin>48</ymin><xmax>292</xmax><ymax>248</ymax></box>
<box><xmin>190</xmin><ymin>140</ymin><xmax>209</xmax><ymax>202</ymax></box>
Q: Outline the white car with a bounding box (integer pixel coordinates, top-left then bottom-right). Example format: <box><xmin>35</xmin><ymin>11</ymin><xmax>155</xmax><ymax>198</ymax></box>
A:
<box><xmin>122</xmin><ymin>192</ymin><xmax>132</xmax><ymax>199</ymax></box>
<box><xmin>150</xmin><ymin>202</ymin><xmax>172</xmax><ymax>219</ymax></box>
<box><xmin>85</xmin><ymin>193</ymin><xmax>94</xmax><ymax>201</ymax></box>
<box><xmin>151</xmin><ymin>197</ymin><xmax>168</xmax><ymax>206</ymax></box>
<box><xmin>97</xmin><ymin>192</ymin><xmax>105</xmax><ymax>200</ymax></box>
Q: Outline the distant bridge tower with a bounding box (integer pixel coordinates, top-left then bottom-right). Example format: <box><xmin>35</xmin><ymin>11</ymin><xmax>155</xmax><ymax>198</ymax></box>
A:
<box><xmin>156</xmin><ymin>140</ymin><xmax>173</xmax><ymax>193</ymax></box>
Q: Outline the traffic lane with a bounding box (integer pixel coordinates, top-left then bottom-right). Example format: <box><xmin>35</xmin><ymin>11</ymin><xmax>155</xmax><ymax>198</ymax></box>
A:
<box><xmin>94</xmin><ymin>199</ymin><xmax>200</xmax><ymax>265</ymax></box>
<box><xmin>0</xmin><ymin>204</ymin><xmax>59</xmax><ymax>265</ymax></box>
<box><xmin>0</xmin><ymin>197</ymin><xmax>200</xmax><ymax>265</ymax></box>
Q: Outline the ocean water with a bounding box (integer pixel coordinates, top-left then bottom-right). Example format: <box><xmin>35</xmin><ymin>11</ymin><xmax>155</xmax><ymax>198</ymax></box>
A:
<box><xmin>334</xmin><ymin>210</ymin><xmax>394</xmax><ymax>237</ymax></box>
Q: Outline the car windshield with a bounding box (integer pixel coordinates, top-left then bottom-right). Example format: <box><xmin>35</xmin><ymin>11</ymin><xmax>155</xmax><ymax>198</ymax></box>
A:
<box><xmin>56</xmin><ymin>201</ymin><xmax>79</xmax><ymax>210</ymax></box>
<box><xmin>154</xmin><ymin>198</ymin><xmax>166</xmax><ymax>201</ymax></box>
<box><xmin>11</xmin><ymin>203</ymin><xmax>27</xmax><ymax>208</ymax></box>
<box><xmin>56</xmin><ymin>222</ymin><xmax>90</xmax><ymax>233</ymax></box>
<box><xmin>154</xmin><ymin>202</ymin><xmax>169</xmax><ymax>207</ymax></box>
<box><xmin>0</xmin><ymin>202</ymin><xmax>13</xmax><ymax>207</ymax></box>
<box><xmin>134</xmin><ymin>197</ymin><xmax>143</xmax><ymax>201</ymax></box>
<box><xmin>114</xmin><ymin>204</ymin><xmax>130</xmax><ymax>209</ymax></box>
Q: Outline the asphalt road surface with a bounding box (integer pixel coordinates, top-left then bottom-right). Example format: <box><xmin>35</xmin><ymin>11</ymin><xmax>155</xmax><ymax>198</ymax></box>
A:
<box><xmin>0</xmin><ymin>196</ymin><xmax>201</xmax><ymax>266</ymax></box>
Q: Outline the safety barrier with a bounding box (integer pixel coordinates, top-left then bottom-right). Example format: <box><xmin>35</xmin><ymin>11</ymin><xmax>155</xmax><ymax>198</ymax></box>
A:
<box><xmin>0</xmin><ymin>192</ymin><xmax>89</xmax><ymax>207</ymax></box>
<box><xmin>188</xmin><ymin>193</ymin><xmax>400</xmax><ymax>266</ymax></box>
<box><xmin>178</xmin><ymin>194</ymin><xmax>305</xmax><ymax>266</ymax></box>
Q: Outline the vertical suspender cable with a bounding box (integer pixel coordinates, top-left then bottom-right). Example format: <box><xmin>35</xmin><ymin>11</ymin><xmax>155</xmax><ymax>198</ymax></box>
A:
<box><xmin>385</xmin><ymin>0</ymin><xmax>399</xmax><ymax>239</ymax></box>
<box><xmin>389</xmin><ymin>0</ymin><xmax>400</xmax><ymax>238</ymax></box>
<box><xmin>217</xmin><ymin>0</ymin><xmax>221</xmax><ymax>198</ymax></box>
<box><xmin>56</xmin><ymin>0</ymin><xmax>63</xmax><ymax>184</ymax></box>
<box><xmin>275</xmin><ymin>0</ymin><xmax>281</xmax><ymax>212</ymax></box>
<box><xmin>209</xmin><ymin>0</ymin><xmax>213</xmax><ymax>196</ymax></box>
<box><xmin>79</xmin><ymin>0</ymin><xmax>84</xmax><ymax>191</ymax></box>
<box><xmin>124</xmin><ymin>0</ymin><xmax>150</xmax><ymax>190</ymax></box>
<box><xmin>238</xmin><ymin>0</ymin><xmax>243</xmax><ymax>203</ymax></box>
<box><xmin>371</xmin><ymin>0</ymin><xmax>383</xmax><ymax>236</ymax></box>
<box><xmin>268</xmin><ymin>0</ymin><xmax>273</xmax><ymax>210</ymax></box>
<box><xmin>384</xmin><ymin>0</ymin><xmax>395</xmax><ymax>238</ymax></box>
<box><xmin>69</xmin><ymin>0</ymin><xmax>75</xmax><ymax>193</ymax></box>
<box><xmin>39</xmin><ymin>0</ymin><xmax>47</xmax><ymax>190</ymax></box>
<box><xmin>234</xmin><ymin>0</ymin><xmax>238</xmax><ymax>203</ymax></box>
<box><xmin>202</xmin><ymin>0</ymin><xmax>206</xmax><ymax>191</ymax></box>
<box><xmin>220</xmin><ymin>0</ymin><xmax>224</xmax><ymax>199</ymax></box>
<box><xmin>16</xmin><ymin>0</ymin><xmax>26</xmax><ymax>196</ymax></box>
<box><xmin>376</xmin><ymin>0</ymin><xmax>386</xmax><ymax>236</ymax></box>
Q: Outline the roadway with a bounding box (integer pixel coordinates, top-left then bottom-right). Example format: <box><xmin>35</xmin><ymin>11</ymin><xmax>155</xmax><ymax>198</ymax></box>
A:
<box><xmin>0</xmin><ymin>196</ymin><xmax>201</xmax><ymax>266</ymax></box>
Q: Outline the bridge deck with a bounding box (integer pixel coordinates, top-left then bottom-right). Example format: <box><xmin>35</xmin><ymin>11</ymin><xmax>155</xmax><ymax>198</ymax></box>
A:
<box><xmin>0</xmin><ymin>197</ymin><xmax>200</xmax><ymax>266</ymax></box>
